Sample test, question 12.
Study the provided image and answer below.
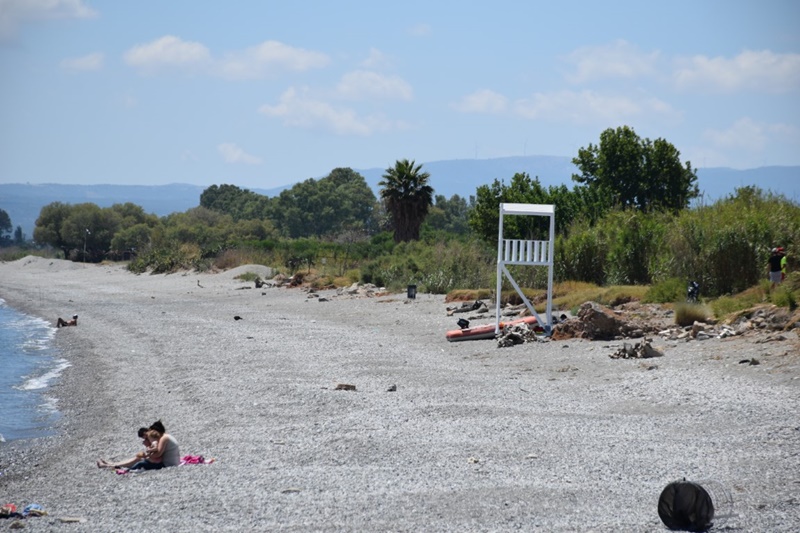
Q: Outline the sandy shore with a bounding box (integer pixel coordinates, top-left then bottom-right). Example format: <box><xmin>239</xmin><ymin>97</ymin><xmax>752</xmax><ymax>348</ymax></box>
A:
<box><xmin>0</xmin><ymin>256</ymin><xmax>798</xmax><ymax>532</ymax></box>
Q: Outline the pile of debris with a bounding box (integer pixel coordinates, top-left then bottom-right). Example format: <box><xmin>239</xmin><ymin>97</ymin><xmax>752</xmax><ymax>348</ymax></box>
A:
<box><xmin>447</xmin><ymin>300</ymin><xmax>490</xmax><ymax>316</ymax></box>
<box><xmin>656</xmin><ymin>305</ymin><xmax>800</xmax><ymax>341</ymax></box>
<box><xmin>332</xmin><ymin>282</ymin><xmax>383</xmax><ymax>299</ymax></box>
<box><xmin>656</xmin><ymin>321</ymin><xmax>737</xmax><ymax>341</ymax></box>
<box><xmin>724</xmin><ymin>304</ymin><xmax>800</xmax><ymax>332</ymax></box>
<box><xmin>496</xmin><ymin>321</ymin><xmax>547</xmax><ymax>348</ymax></box>
<box><xmin>609</xmin><ymin>339</ymin><xmax>664</xmax><ymax>359</ymax></box>
<box><xmin>551</xmin><ymin>301</ymin><xmax>652</xmax><ymax>341</ymax></box>
<box><xmin>303</xmin><ymin>283</ymin><xmax>385</xmax><ymax>301</ymax></box>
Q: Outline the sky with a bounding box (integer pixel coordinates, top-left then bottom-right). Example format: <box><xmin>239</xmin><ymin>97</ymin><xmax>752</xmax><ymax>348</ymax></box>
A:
<box><xmin>1</xmin><ymin>0</ymin><xmax>799</xmax><ymax>190</ymax></box>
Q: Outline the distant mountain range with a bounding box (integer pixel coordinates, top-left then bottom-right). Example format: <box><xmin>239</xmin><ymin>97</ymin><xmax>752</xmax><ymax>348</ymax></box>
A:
<box><xmin>2</xmin><ymin>156</ymin><xmax>798</xmax><ymax>240</ymax></box>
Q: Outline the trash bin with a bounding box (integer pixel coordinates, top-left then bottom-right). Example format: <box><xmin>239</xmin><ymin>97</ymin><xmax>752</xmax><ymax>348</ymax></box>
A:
<box><xmin>407</xmin><ymin>285</ymin><xmax>417</xmax><ymax>299</ymax></box>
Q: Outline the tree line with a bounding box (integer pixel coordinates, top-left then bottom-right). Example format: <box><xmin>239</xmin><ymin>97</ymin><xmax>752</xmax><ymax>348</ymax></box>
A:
<box><xmin>12</xmin><ymin>126</ymin><xmax>799</xmax><ymax>297</ymax></box>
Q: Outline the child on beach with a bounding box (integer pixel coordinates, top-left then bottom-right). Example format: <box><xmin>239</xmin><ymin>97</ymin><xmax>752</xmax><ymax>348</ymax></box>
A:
<box><xmin>96</xmin><ymin>427</ymin><xmax>156</xmax><ymax>469</ymax></box>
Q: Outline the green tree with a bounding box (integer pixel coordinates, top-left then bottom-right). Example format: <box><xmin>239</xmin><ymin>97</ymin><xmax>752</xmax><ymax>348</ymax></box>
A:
<box><xmin>200</xmin><ymin>184</ymin><xmax>271</xmax><ymax>221</ymax></box>
<box><xmin>34</xmin><ymin>202</ymin><xmax>126</xmax><ymax>261</ymax></box>
<box><xmin>271</xmin><ymin>168</ymin><xmax>377</xmax><ymax>238</ymax></box>
<box><xmin>572</xmin><ymin>125</ymin><xmax>698</xmax><ymax>213</ymax></box>
<box><xmin>34</xmin><ymin>202</ymin><xmax>72</xmax><ymax>256</ymax></box>
<box><xmin>162</xmin><ymin>206</ymin><xmax>232</xmax><ymax>250</ymax></box>
<box><xmin>111</xmin><ymin>223</ymin><xmax>153</xmax><ymax>254</ymax></box>
<box><xmin>0</xmin><ymin>208</ymin><xmax>11</xmax><ymax>245</ymax></box>
<box><xmin>469</xmin><ymin>173</ymin><xmax>591</xmax><ymax>243</ymax></box>
<box><xmin>109</xmin><ymin>202</ymin><xmax>159</xmax><ymax>228</ymax></box>
<box><xmin>61</xmin><ymin>203</ymin><xmax>120</xmax><ymax>262</ymax></box>
<box><xmin>424</xmin><ymin>194</ymin><xmax>472</xmax><ymax>235</ymax></box>
<box><xmin>379</xmin><ymin>159</ymin><xmax>434</xmax><ymax>242</ymax></box>
<box><xmin>13</xmin><ymin>226</ymin><xmax>24</xmax><ymax>245</ymax></box>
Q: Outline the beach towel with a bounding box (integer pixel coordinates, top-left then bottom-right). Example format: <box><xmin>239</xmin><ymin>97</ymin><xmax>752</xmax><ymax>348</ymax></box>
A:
<box><xmin>180</xmin><ymin>455</ymin><xmax>215</xmax><ymax>465</ymax></box>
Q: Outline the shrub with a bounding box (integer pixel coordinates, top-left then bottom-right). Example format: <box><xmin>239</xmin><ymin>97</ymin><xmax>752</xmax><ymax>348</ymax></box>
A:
<box><xmin>710</xmin><ymin>296</ymin><xmax>744</xmax><ymax>318</ymax></box>
<box><xmin>674</xmin><ymin>302</ymin><xmax>713</xmax><ymax>326</ymax></box>
<box><xmin>645</xmin><ymin>278</ymin><xmax>686</xmax><ymax>303</ymax></box>
<box><xmin>234</xmin><ymin>272</ymin><xmax>261</xmax><ymax>282</ymax></box>
<box><xmin>771</xmin><ymin>287</ymin><xmax>797</xmax><ymax>310</ymax></box>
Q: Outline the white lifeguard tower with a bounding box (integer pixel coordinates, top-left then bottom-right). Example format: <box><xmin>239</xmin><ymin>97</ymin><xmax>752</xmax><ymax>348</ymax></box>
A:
<box><xmin>495</xmin><ymin>203</ymin><xmax>555</xmax><ymax>334</ymax></box>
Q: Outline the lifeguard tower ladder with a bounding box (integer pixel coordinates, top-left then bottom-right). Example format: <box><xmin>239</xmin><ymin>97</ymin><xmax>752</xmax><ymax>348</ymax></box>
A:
<box><xmin>495</xmin><ymin>203</ymin><xmax>555</xmax><ymax>334</ymax></box>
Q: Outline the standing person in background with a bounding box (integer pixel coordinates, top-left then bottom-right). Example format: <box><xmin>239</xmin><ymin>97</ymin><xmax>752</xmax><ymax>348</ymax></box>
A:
<box><xmin>768</xmin><ymin>248</ymin><xmax>783</xmax><ymax>288</ymax></box>
<box><xmin>779</xmin><ymin>247</ymin><xmax>787</xmax><ymax>281</ymax></box>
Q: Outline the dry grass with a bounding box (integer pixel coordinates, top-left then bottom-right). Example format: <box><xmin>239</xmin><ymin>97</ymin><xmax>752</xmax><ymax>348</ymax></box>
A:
<box><xmin>444</xmin><ymin>289</ymin><xmax>494</xmax><ymax>303</ymax></box>
<box><xmin>674</xmin><ymin>302</ymin><xmax>714</xmax><ymax>326</ymax></box>
<box><xmin>444</xmin><ymin>282</ymin><xmax>650</xmax><ymax>313</ymax></box>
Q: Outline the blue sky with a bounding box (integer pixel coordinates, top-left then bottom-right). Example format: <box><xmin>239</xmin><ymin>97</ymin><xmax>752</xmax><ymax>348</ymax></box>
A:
<box><xmin>1</xmin><ymin>0</ymin><xmax>798</xmax><ymax>190</ymax></box>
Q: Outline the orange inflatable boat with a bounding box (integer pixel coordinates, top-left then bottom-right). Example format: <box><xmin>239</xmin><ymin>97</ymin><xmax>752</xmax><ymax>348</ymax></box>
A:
<box><xmin>445</xmin><ymin>315</ymin><xmax>538</xmax><ymax>342</ymax></box>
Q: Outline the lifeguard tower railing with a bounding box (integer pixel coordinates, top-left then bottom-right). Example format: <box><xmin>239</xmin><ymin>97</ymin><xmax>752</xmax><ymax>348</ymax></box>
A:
<box><xmin>495</xmin><ymin>203</ymin><xmax>555</xmax><ymax>334</ymax></box>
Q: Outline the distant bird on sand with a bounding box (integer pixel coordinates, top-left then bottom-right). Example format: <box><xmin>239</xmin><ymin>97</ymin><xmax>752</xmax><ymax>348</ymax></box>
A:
<box><xmin>234</xmin><ymin>315</ymin><xmax>243</xmax><ymax>321</ymax></box>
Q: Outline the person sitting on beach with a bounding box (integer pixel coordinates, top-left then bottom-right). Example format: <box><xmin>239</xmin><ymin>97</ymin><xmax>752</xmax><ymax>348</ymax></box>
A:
<box><xmin>128</xmin><ymin>420</ymin><xmax>180</xmax><ymax>471</ymax></box>
<box><xmin>97</xmin><ymin>427</ymin><xmax>157</xmax><ymax>469</ymax></box>
<box><xmin>56</xmin><ymin>314</ymin><xmax>78</xmax><ymax>328</ymax></box>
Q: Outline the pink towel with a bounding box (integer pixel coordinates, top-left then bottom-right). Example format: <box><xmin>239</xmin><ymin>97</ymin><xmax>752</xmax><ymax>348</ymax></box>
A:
<box><xmin>180</xmin><ymin>455</ymin><xmax>215</xmax><ymax>465</ymax></box>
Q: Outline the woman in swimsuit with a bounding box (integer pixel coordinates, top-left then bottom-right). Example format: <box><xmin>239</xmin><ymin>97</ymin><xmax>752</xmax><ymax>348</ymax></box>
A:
<box><xmin>128</xmin><ymin>421</ymin><xmax>181</xmax><ymax>470</ymax></box>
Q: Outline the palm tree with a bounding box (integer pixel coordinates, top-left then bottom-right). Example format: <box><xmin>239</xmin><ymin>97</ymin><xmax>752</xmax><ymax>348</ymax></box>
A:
<box><xmin>379</xmin><ymin>159</ymin><xmax>434</xmax><ymax>242</ymax></box>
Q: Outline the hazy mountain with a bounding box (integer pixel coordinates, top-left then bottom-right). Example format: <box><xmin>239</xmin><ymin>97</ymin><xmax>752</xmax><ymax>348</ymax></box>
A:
<box><xmin>2</xmin><ymin>156</ymin><xmax>798</xmax><ymax>240</ymax></box>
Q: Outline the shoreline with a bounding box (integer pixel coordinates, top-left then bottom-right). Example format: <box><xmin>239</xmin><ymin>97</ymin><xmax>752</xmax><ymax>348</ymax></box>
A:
<box><xmin>0</xmin><ymin>300</ymin><xmax>65</xmax><ymax>443</ymax></box>
<box><xmin>0</xmin><ymin>256</ymin><xmax>798</xmax><ymax>532</ymax></box>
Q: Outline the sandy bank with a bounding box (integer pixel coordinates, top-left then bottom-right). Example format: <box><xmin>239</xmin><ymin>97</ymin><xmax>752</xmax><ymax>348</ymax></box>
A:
<box><xmin>0</xmin><ymin>256</ymin><xmax>798</xmax><ymax>532</ymax></box>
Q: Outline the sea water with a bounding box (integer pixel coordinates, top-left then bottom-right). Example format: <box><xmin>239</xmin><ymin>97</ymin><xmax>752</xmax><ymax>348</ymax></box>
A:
<box><xmin>0</xmin><ymin>299</ymin><xmax>68</xmax><ymax>443</ymax></box>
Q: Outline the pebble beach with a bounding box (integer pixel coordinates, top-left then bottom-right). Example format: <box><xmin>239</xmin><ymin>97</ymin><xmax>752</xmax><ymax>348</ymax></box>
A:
<box><xmin>0</xmin><ymin>256</ymin><xmax>798</xmax><ymax>532</ymax></box>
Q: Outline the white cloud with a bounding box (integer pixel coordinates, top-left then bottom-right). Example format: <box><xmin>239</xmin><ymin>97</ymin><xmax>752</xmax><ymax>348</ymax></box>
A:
<box><xmin>408</xmin><ymin>23</ymin><xmax>431</xmax><ymax>37</ymax></box>
<box><xmin>217</xmin><ymin>142</ymin><xmax>262</xmax><ymax>165</ymax></box>
<box><xmin>361</xmin><ymin>47</ymin><xmax>390</xmax><ymax>69</ymax></box>
<box><xmin>259</xmin><ymin>87</ymin><xmax>405</xmax><ymax>136</ymax></box>
<box><xmin>564</xmin><ymin>40</ymin><xmax>660</xmax><ymax>83</ymax></box>
<box><xmin>698</xmin><ymin>118</ymin><xmax>799</xmax><ymax>168</ymax></box>
<box><xmin>452</xmin><ymin>89</ymin><xmax>508</xmax><ymax>114</ymax></box>
<box><xmin>674</xmin><ymin>50</ymin><xmax>800</xmax><ymax>93</ymax></box>
<box><xmin>123</xmin><ymin>37</ymin><xmax>329</xmax><ymax>79</ymax></box>
<box><xmin>703</xmin><ymin>117</ymin><xmax>777</xmax><ymax>153</ymax></box>
<box><xmin>0</xmin><ymin>0</ymin><xmax>96</xmax><ymax>37</ymax></box>
<box><xmin>336</xmin><ymin>70</ymin><xmax>412</xmax><ymax>101</ymax></box>
<box><xmin>60</xmin><ymin>52</ymin><xmax>103</xmax><ymax>71</ymax></box>
<box><xmin>217</xmin><ymin>40</ymin><xmax>329</xmax><ymax>80</ymax></box>
<box><xmin>513</xmin><ymin>89</ymin><xmax>677</xmax><ymax>124</ymax></box>
<box><xmin>124</xmin><ymin>35</ymin><xmax>211</xmax><ymax>72</ymax></box>
<box><xmin>119</xmin><ymin>92</ymin><xmax>137</xmax><ymax>108</ymax></box>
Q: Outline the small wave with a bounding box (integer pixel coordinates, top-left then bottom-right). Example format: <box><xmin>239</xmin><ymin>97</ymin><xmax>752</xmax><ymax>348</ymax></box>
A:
<box><xmin>0</xmin><ymin>304</ymin><xmax>55</xmax><ymax>352</ymax></box>
<box><xmin>39</xmin><ymin>395</ymin><xmax>60</xmax><ymax>413</ymax></box>
<box><xmin>19</xmin><ymin>358</ymin><xmax>71</xmax><ymax>391</ymax></box>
